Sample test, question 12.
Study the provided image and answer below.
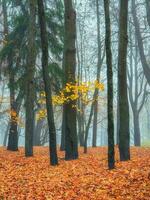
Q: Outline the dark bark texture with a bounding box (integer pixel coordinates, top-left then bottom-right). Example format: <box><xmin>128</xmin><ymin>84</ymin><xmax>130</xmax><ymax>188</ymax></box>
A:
<box><xmin>118</xmin><ymin>0</ymin><xmax>130</xmax><ymax>161</ymax></box>
<box><xmin>37</xmin><ymin>0</ymin><xmax>58</xmax><ymax>165</ymax></box>
<box><xmin>25</xmin><ymin>0</ymin><xmax>36</xmax><ymax>157</ymax></box>
<box><xmin>104</xmin><ymin>0</ymin><xmax>115</xmax><ymax>169</ymax></box>
<box><xmin>64</xmin><ymin>0</ymin><xmax>78</xmax><ymax>160</ymax></box>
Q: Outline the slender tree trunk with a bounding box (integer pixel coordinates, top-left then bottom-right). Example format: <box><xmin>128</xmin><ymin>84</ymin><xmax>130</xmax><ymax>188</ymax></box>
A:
<box><xmin>63</xmin><ymin>0</ymin><xmax>78</xmax><ymax>160</ymax></box>
<box><xmin>133</xmin><ymin>112</ymin><xmax>141</xmax><ymax>146</ymax></box>
<box><xmin>145</xmin><ymin>0</ymin><xmax>150</xmax><ymax>26</ymax></box>
<box><xmin>118</xmin><ymin>0</ymin><xmax>130</xmax><ymax>161</ymax></box>
<box><xmin>92</xmin><ymin>100</ymin><xmax>98</xmax><ymax>147</ymax></box>
<box><xmin>37</xmin><ymin>0</ymin><xmax>58</xmax><ymax>165</ymax></box>
<box><xmin>25</xmin><ymin>0</ymin><xmax>36</xmax><ymax>157</ymax></box>
<box><xmin>92</xmin><ymin>0</ymin><xmax>102</xmax><ymax>147</ymax></box>
<box><xmin>84</xmin><ymin>102</ymin><xmax>95</xmax><ymax>153</ymax></box>
<box><xmin>7</xmin><ymin>90</ymin><xmax>23</xmax><ymax>150</ymax></box>
<box><xmin>2</xmin><ymin>0</ymin><xmax>19</xmax><ymax>151</ymax></box>
<box><xmin>60</xmin><ymin>106</ymin><xmax>65</xmax><ymax>151</ymax></box>
<box><xmin>116</xmin><ymin>96</ymin><xmax>120</xmax><ymax>145</ymax></box>
<box><xmin>33</xmin><ymin>119</ymin><xmax>44</xmax><ymax>146</ymax></box>
<box><xmin>7</xmin><ymin>63</ymin><xmax>19</xmax><ymax>151</ymax></box>
<box><xmin>104</xmin><ymin>0</ymin><xmax>115</xmax><ymax>169</ymax></box>
<box><xmin>132</xmin><ymin>0</ymin><xmax>150</xmax><ymax>86</ymax></box>
<box><xmin>3</xmin><ymin>123</ymin><xmax>10</xmax><ymax>146</ymax></box>
<box><xmin>77</xmin><ymin>99</ymin><xmax>85</xmax><ymax>147</ymax></box>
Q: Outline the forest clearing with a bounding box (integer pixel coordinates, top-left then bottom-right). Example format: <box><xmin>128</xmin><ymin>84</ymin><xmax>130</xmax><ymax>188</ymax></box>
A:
<box><xmin>0</xmin><ymin>147</ymin><xmax>150</xmax><ymax>200</ymax></box>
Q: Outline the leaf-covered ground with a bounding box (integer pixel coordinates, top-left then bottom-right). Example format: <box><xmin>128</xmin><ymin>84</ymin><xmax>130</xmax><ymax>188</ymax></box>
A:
<box><xmin>0</xmin><ymin>147</ymin><xmax>150</xmax><ymax>200</ymax></box>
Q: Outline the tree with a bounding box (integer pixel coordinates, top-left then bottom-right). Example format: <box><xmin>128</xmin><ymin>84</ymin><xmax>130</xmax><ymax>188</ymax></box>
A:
<box><xmin>145</xmin><ymin>0</ymin><xmax>150</xmax><ymax>27</ymax></box>
<box><xmin>63</xmin><ymin>0</ymin><xmax>78</xmax><ymax>160</ymax></box>
<box><xmin>92</xmin><ymin>0</ymin><xmax>102</xmax><ymax>148</ymax></box>
<box><xmin>25</xmin><ymin>0</ymin><xmax>36</xmax><ymax>157</ymax></box>
<box><xmin>2</xmin><ymin>0</ymin><xmax>19</xmax><ymax>151</ymax></box>
<box><xmin>37</xmin><ymin>0</ymin><xmax>58</xmax><ymax>165</ymax></box>
<box><xmin>118</xmin><ymin>0</ymin><xmax>130</xmax><ymax>161</ymax></box>
<box><xmin>128</xmin><ymin>26</ymin><xmax>148</xmax><ymax>146</ymax></box>
<box><xmin>104</xmin><ymin>0</ymin><xmax>115</xmax><ymax>169</ymax></box>
<box><xmin>132</xmin><ymin>0</ymin><xmax>150</xmax><ymax>86</ymax></box>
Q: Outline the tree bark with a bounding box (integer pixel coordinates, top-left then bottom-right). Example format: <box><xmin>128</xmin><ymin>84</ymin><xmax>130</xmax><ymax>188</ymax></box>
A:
<box><xmin>92</xmin><ymin>0</ymin><xmax>102</xmax><ymax>147</ymax></box>
<box><xmin>2</xmin><ymin>0</ymin><xmax>19</xmax><ymax>151</ymax></box>
<box><xmin>133</xmin><ymin>112</ymin><xmax>141</xmax><ymax>146</ymax></box>
<box><xmin>104</xmin><ymin>0</ymin><xmax>115</xmax><ymax>169</ymax></box>
<box><xmin>132</xmin><ymin>0</ymin><xmax>150</xmax><ymax>86</ymax></box>
<box><xmin>63</xmin><ymin>0</ymin><xmax>78</xmax><ymax>160</ymax></box>
<box><xmin>118</xmin><ymin>0</ymin><xmax>130</xmax><ymax>161</ymax></box>
<box><xmin>25</xmin><ymin>0</ymin><xmax>36</xmax><ymax>157</ymax></box>
<box><xmin>60</xmin><ymin>106</ymin><xmax>65</xmax><ymax>151</ymax></box>
<box><xmin>33</xmin><ymin>119</ymin><xmax>44</xmax><ymax>146</ymax></box>
<box><xmin>37</xmin><ymin>0</ymin><xmax>58</xmax><ymax>165</ymax></box>
<box><xmin>145</xmin><ymin>0</ymin><xmax>150</xmax><ymax>27</ymax></box>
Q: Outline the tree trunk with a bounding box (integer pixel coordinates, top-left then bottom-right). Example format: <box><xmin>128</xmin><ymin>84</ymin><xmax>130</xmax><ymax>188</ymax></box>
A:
<box><xmin>77</xmin><ymin>99</ymin><xmax>85</xmax><ymax>147</ymax></box>
<box><xmin>33</xmin><ymin>119</ymin><xmax>44</xmax><ymax>146</ymax></box>
<box><xmin>104</xmin><ymin>0</ymin><xmax>115</xmax><ymax>169</ymax></box>
<box><xmin>60</xmin><ymin>106</ymin><xmax>65</xmax><ymax>151</ymax></box>
<box><xmin>118</xmin><ymin>0</ymin><xmax>130</xmax><ymax>161</ymax></box>
<box><xmin>2</xmin><ymin>0</ymin><xmax>19</xmax><ymax>151</ymax></box>
<box><xmin>7</xmin><ymin>62</ymin><xmax>19</xmax><ymax>151</ymax></box>
<box><xmin>145</xmin><ymin>0</ymin><xmax>150</xmax><ymax>27</ymax></box>
<box><xmin>92</xmin><ymin>0</ymin><xmax>102</xmax><ymax>148</ymax></box>
<box><xmin>7</xmin><ymin>90</ymin><xmax>23</xmax><ymax>150</ymax></box>
<box><xmin>3</xmin><ymin>123</ymin><xmax>10</xmax><ymax>146</ymax></box>
<box><xmin>132</xmin><ymin>0</ymin><xmax>150</xmax><ymax>86</ymax></box>
<box><xmin>25</xmin><ymin>0</ymin><xmax>36</xmax><ymax>157</ymax></box>
<box><xmin>63</xmin><ymin>0</ymin><xmax>78</xmax><ymax>160</ymax></box>
<box><xmin>92</xmin><ymin>99</ymin><xmax>98</xmax><ymax>147</ymax></box>
<box><xmin>133</xmin><ymin>112</ymin><xmax>141</xmax><ymax>146</ymax></box>
<box><xmin>116</xmin><ymin>95</ymin><xmax>120</xmax><ymax>145</ymax></box>
<box><xmin>37</xmin><ymin>0</ymin><xmax>58</xmax><ymax>165</ymax></box>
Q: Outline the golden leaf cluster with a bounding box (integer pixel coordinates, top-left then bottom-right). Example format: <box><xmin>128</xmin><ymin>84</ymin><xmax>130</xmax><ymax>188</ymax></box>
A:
<box><xmin>36</xmin><ymin>81</ymin><xmax>104</xmax><ymax>121</ymax></box>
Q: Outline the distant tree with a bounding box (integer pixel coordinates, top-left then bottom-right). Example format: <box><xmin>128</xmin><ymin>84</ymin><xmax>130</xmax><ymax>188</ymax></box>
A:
<box><xmin>128</xmin><ymin>26</ymin><xmax>148</xmax><ymax>146</ymax></box>
<box><xmin>132</xmin><ymin>0</ymin><xmax>150</xmax><ymax>86</ymax></box>
<box><xmin>145</xmin><ymin>0</ymin><xmax>150</xmax><ymax>27</ymax></box>
<box><xmin>92</xmin><ymin>0</ymin><xmax>102</xmax><ymax>148</ymax></box>
<box><xmin>118</xmin><ymin>0</ymin><xmax>130</xmax><ymax>161</ymax></box>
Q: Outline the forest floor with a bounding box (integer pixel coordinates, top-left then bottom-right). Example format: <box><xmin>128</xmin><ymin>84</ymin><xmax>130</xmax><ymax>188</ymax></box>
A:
<box><xmin>0</xmin><ymin>147</ymin><xmax>150</xmax><ymax>200</ymax></box>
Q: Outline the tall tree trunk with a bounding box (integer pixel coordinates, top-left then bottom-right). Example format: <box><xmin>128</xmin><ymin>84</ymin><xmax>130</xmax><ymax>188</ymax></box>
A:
<box><xmin>60</xmin><ymin>107</ymin><xmax>65</xmax><ymax>151</ymax></box>
<box><xmin>116</xmin><ymin>95</ymin><xmax>120</xmax><ymax>145</ymax></box>
<box><xmin>145</xmin><ymin>0</ymin><xmax>150</xmax><ymax>27</ymax></box>
<box><xmin>7</xmin><ymin>90</ymin><xmax>23</xmax><ymax>150</ymax></box>
<box><xmin>77</xmin><ymin>99</ymin><xmax>85</xmax><ymax>147</ymax></box>
<box><xmin>25</xmin><ymin>0</ymin><xmax>36</xmax><ymax>157</ymax></box>
<box><xmin>63</xmin><ymin>0</ymin><xmax>78</xmax><ymax>160</ymax></box>
<box><xmin>33</xmin><ymin>119</ymin><xmax>44</xmax><ymax>146</ymax></box>
<box><xmin>92</xmin><ymin>0</ymin><xmax>102</xmax><ymax>147</ymax></box>
<box><xmin>104</xmin><ymin>0</ymin><xmax>115</xmax><ymax>169</ymax></box>
<box><xmin>2</xmin><ymin>0</ymin><xmax>19</xmax><ymax>151</ymax></box>
<box><xmin>118</xmin><ymin>0</ymin><xmax>130</xmax><ymax>161</ymax></box>
<box><xmin>3</xmin><ymin>123</ymin><xmax>10</xmax><ymax>146</ymax></box>
<box><xmin>128</xmin><ymin>25</ymin><xmax>145</xmax><ymax>148</ymax></box>
<box><xmin>84</xmin><ymin>103</ymin><xmax>95</xmax><ymax>153</ymax></box>
<box><xmin>7</xmin><ymin>61</ymin><xmax>19</xmax><ymax>151</ymax></box>
<box><xmin>133</xmin><ymin>111</ymin><xmax>141</xmax><ymax>146</ymax></box>
<box><xmin>132</xmin><ymin>0</ymin><xmax>150</xmax><ymax>86</ymax></box>
<box><xmin>37</xmin><ymin>0</ymin><xmax>58</xmax><ymax>165</ymax></box>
